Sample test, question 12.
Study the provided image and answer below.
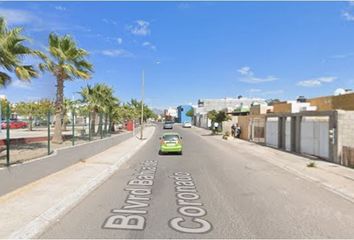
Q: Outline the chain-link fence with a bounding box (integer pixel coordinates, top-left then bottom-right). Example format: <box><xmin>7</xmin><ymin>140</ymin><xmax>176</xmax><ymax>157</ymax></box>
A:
<box><xmin>0</xmin><ymin>104</ymin><xmax>129</xmax><ymax>167</ymax></box>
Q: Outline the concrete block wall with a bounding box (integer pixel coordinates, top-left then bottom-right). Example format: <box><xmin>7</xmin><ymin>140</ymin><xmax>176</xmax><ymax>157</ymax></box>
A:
<box><xmin>273</xmin><ymin>102</ymin><xmax>292</xmax><ymax>113</ymax></box>
<box><xmin>237</xmin><ymin>115</ymin><xmax>251</xmax><ymax>140</ymax></box>
<box><xmin>221</xmin><ymin>116</ymin><xmax>238</xmax><ymax>134</ymax></box>
<box><xmin>337</xmin><ymin>110</ymin><xmax>354</xmax><ymax>166</ymax></box>
<box><xmin>309</xmin><ymin>93</ymin><xmax>354</xmax><ymax>111</ymax></box>
<box><xmin>0</xmin><ymin>131</ymin><xmax>134</xmax><ymax>196</ymax></box>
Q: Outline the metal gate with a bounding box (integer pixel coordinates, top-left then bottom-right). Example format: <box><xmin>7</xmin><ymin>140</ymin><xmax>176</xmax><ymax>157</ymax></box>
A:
<box><xmin>265</xmin><ymin>117</ymin><xmax>278</xmax><ymax>147</ymax></box>
<box><xmin>300</xmin><ymin>116</ymin><xmax>329</xmax><ymax>159</ymax></box>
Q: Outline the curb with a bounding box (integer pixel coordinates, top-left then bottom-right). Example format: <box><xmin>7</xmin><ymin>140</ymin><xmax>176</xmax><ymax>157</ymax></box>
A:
<box><xmin>191</xmin><ymin>126</ymin><xmax>354</xmax><ymax>204</ymax></box>
<box><xmin>8</xmin><ymin>126</ymin><xmax>155</xmax><ymax>239</ymax></box>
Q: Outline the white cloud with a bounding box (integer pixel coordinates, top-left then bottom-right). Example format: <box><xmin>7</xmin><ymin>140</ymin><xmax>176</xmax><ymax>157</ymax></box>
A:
<box><xmin>117</xmin><ymin>38</ymin><xmax>123</xmax><ymax>45</ymax></box>
<box><xmin>247</xmin><ymin>88</ymin><xmax>283</xmax><ymax>96</ymax></box>
<box><xmin>102</xmin><ymin>18</ymin><xmax>117</xmax><ymax>25</ymax></box>
<box><xmin>331</xmin><ymin>52</ymin><xmax>354</xmax><ymax>59</ymax></box>
<box><xmin>128</xmin><ymin>20</ymin><xmax>150</xmax><ymax>36</ymax></box>
<box><xmin>297</xmin><ymin>76</ymin><xmax>336</xmax><ymax>87</ymax></box>
<box><xmin>237</xmin><ymin>66</ymin><xmax>277</xmax><ymax>83</ymax></box>
<box><xmin>55</xmin><ymin>6</ymin><xmax>66</xmax><ymax>11</ymax></box>
<box><xmin>248</xmin><ymin>88</ymin><xmax>261</xmax><ymax>93</ymax></box>
<box><xmin>142</xmin><ymin>41</ymin><xmax>156</xmax><ymax>50</ymax></box>
<box><xmin>343</xmin><ymin>11</ymin><xmax>354</xmax><ymax>21</ymax></box>
<box><xmin>238</xmin><ymin>66</ymin><xmax>252</xmax><ymax>75</ymax></box>
<box><xmin>0</xmin><ymin>7</ymin><xmax>91</xmax><ymax>33</ymax></box>
<box><xmin>11</xmin><ymin>80</ymin><xmax>32</xmax><ymax>89</ymax></box>
<box><xmin>100</xmin><ymin>49</ymin><xmax>134</xmax><ymax>58</ymax></box>
<box><xmin>0</xmin><ymin>8</ymin><xmax>39</xmax><ymax>25</ymax></box>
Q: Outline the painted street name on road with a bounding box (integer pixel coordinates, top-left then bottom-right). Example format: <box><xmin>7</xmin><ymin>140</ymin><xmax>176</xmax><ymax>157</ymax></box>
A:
<box><xmin>169</xmin><ymin>172</ymin><xmax>212</xmax><ymax>234</ymax></box>
<box><xmin>102</xmin><ymin>160</ymin><xmax>158</xmax><ymax>230</ymax></box>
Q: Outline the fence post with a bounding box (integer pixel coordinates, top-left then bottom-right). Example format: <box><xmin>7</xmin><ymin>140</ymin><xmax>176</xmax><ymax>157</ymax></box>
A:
<box><xmin>47</xmin><ymin>111</ymin><xmax>51</xmax><ymax>155</ymax></box>
<box><xmin>72</xmin><ymin>109</ymin><xmax>75</xmax><ymax>146</ymax></box>
<box><xmin>6</xmin><ymin>102</ymin><xmax>10</xmax><ymax>166</ymax></box>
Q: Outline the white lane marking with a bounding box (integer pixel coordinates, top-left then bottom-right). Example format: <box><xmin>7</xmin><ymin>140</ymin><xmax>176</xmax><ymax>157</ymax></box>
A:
<box><xmin>8</xmin><ymin>128</ymin><xmax>155</xmax><ymax>239</ymax></box>
<box><xmin>102</xmin><ymin>160</ymin><xmax>158</xmax><ymax>230</ymax></box>
<box><xmin>169</xmin><ymin>172</ymin><xmax>212</xmax><ymax>234</ymax></box>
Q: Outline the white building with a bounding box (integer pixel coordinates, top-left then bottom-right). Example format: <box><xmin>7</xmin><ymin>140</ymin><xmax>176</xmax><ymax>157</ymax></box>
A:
<box><xmin>194</xmin><ymin>97</ymin><xmax>266</xmax><ymax>128</ymax></box>
<box><xmin>164</xmin><ymin>107</ymin><xmax>178</xmax><ymax>119</ymax></box>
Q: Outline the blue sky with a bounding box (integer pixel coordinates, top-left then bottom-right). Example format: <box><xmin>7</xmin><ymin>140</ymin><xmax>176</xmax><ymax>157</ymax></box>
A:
<box><xmin>1</xmin><ymin>1</ymin><xmax>354</xmax><ymax>109</ymax></box>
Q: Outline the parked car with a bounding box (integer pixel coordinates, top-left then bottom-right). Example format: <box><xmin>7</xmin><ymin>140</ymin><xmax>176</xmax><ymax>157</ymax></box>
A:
<box><xmin>159</xmin><ymin>132</ymin><xmax>183</xmax><ymax>155</ymax></box>
<box><xmin>163</xmin><ymin>121</ymin><xmax>174</xmax><ymax>129</ymax></box>
<box><xmin>1</xmin><ymin>120</ymin><xmax>28</xmax><ymax>129</ymax></box>
<box><xmin>182</xmin><ymin>121</ymin><xmax>192</xmax><ymax>128</ymax></box>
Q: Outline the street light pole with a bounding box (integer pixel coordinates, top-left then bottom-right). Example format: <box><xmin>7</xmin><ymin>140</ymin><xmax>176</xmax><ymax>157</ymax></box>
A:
<box><xmin>140</xmin><ymin>70</ymin><xmax>144</xmax><ymax>140</ymax></box>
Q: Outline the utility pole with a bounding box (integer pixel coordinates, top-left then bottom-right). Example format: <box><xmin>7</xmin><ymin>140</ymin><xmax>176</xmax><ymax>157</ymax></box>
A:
<box><xmin>140</xmin><ymin>70</ymin><xmax>144</xmax><ymax>140</ymax></box>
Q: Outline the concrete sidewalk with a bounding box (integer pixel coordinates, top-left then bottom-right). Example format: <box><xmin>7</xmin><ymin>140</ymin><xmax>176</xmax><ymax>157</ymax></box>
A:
<box><xmin>0</xmin><ymin>126</ymin><xmax>155</xmax><ymax>239</ymax></box>
<box><xmin>192</xmin><ymin>126</ymin><xmax>354</xmax><ymax>204</ymax></box>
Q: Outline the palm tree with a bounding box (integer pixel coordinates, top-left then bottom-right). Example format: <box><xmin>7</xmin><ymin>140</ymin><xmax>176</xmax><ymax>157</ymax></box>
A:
<box><xmin>80</xmin><ymin>83</ymin><xmax>118</xmax><ymax>135</ymax></box>
<box><xmin>0</xmin><ymin>17</ymin><xmax>40</xmax><ymax>87</ymax></box>
<box><xmin>80</xmin><ymin>84</ymin><xmax>102</xmax><ymax>135</ymax></box>
<box><xmin>100</xmin><ymin>87</ymin><xmax>119</xmax><ymax>134</ymax></box>
<box><xmin>39</xmin><ymin>33</ymin><xmax>93</xmax><ymax>143</ymax></box>
<box><xmin>62</xmin><ymin>98</ymin><xmax>76</xmax><ymax>131</ymax></box>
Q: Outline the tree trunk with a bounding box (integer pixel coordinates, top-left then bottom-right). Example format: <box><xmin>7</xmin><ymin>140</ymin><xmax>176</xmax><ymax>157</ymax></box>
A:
<box><xmin>28</xmin><ymin>115</ymin><xmax>33</xmax><ymax>131</ymax></box>
<box><xmin>90</xmin><ymin>110</ymin><xmax>96</xmax><ymax>136</ymax></box>
<box><xmin>97</xmin><ymin>113</ymin><xmax>103</xmax><ymax>135</ymax></box>
<box><xmin>52</xmin><ymin>77</ymin><xmax>64</xmax><ymax>144</ymax></box>
<box><xmin>62</xmin><ymin>112</ymin><xmax>67</xmax><ymax>131</ymax></box>
<box><xmin>110</xmin><ymin>120</ymin><xmax>115</xmax><ymax>133</ymax></box>
<box><xmin>104</xmin><ymin>113</ymin><xmax>108</xmax><ymax>134</ymax></box>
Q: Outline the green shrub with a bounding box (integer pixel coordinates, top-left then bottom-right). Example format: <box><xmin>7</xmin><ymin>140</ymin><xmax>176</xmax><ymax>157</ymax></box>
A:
<box><xmin>307</xmin><ymin>161</ymin><xmax>316</xmax><ymax>168</ymax></box>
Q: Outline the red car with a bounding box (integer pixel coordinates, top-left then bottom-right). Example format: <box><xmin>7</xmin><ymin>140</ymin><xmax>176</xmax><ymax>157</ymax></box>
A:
<box><xmin>1</xmin><ymin>120</ymin><xmax>28</xmax><ymax>129</ymax></box>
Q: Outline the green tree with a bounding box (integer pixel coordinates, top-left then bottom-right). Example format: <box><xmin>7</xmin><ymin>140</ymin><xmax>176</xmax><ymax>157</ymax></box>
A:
<box><xmin>0</xmin><ymin>17</ymin><xmax>41</xmax><ymax>87</ymax></box>
<box><xmin>207</xmin><ymin>110</ymin><xmax>230</xmax><ymax>134</ymax></box>
<box><xmin>128</xmin><ymin>99</ymin><xmax>157</xmax><ymax>122</ymax></box>
<box><xmin>80</xmin><ymin>83</ymin><xmax>118</xmax><ymax>135</ymax></box>
<box><xmin>14</xmin><ymin>101</ymin><xmax>38</xmax><ymax>131</ymax></box>
<box><xmin>186</xmin><ymin>108</ymin><xmax>194</xmax><ymax>117</ymax></box>
<box><xmin>36</xmin><ymin>99</ymin><xmax>55</xmax><ymax>118</ymax></box>
<box><xmin>0</xmin><ymin>98</ymin><xmax>10</xmax><ymax>118</ymax></box>
<box><xmin>39</xmin><ymin>33</ymin><xmax>93</xmax><ymax>143</ymax></box>
<box><xmin>62</xmin><ymin>98</ymin><xmax>76</xmax><ymax>131</ymax></box>
<box><xmin>14</xmin><ymin>100</ymin><xmax>54</xmax><ymax>131</ymax></box>
<box><xmin>80</xmin><ymin>85</ymin><xmax>100</xmax><ymax>135</ymax></box>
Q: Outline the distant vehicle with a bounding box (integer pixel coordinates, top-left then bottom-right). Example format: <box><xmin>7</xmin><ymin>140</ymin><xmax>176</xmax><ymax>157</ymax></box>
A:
<box><xmin>182</xmin><ymin>121</ymin><xmax>192</xmax><ymax>128</ymax></box>
<box><xmin>163</xmin><ymin>121</ymin><xmax>174</xmax><ymax>129</ymax></box>
<box><xmin>1</xmin><ymin>120</ymin><xmax>28</xmax><ymax>129</ymax></box>
<box><xmin>159</xmin><ymin>132</ymin><xmax>183</xmax><ymax>155</ymax></box>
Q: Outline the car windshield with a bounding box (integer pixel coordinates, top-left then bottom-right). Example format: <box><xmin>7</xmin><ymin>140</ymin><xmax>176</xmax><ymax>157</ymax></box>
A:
<box><xmin>165</xmin><ymin>122</ymin><xmax>173</xmax><ymax>124</ymax></box>
<box><xmin>163</xmin><ymin>135</ymin><xmax>179</xmax><ymax>141</ymax></box>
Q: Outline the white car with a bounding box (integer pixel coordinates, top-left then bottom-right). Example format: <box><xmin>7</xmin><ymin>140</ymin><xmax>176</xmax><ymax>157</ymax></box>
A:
<box><xmin>182</xmin><ymin>122</ymin><xmax>192</xmax><ymax>128</ymax></box>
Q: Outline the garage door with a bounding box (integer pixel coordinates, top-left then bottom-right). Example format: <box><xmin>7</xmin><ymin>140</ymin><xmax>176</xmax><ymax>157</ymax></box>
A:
<box><xmin>266</xmin><ymin>117</ymin><xmax>278</xmax><ymax>147</ymax></box>
<box><xmin>300</xmin><ymin>116</ymin><xmax>329</xmax><ymax>159</ymax></box>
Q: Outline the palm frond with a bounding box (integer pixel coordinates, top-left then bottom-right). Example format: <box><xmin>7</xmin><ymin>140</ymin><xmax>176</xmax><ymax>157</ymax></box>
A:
<box><xmin>0</xmin><ymin>71</ymin><xmax>11</xmax><ymax>87</ymax></box>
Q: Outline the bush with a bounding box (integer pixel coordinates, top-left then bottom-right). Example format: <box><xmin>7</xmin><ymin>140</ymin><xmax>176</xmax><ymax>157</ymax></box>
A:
<box><xmin>307</xmin><ymin>161</ymin><xmax>316</xmax><ymax>168</ymax></box>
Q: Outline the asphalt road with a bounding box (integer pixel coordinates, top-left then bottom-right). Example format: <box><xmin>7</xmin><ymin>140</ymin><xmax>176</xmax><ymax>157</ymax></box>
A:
<box><xmin>41</xmin><ymin>124</ymin><xmax>354</xmax><ymax>238</ymax></box>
